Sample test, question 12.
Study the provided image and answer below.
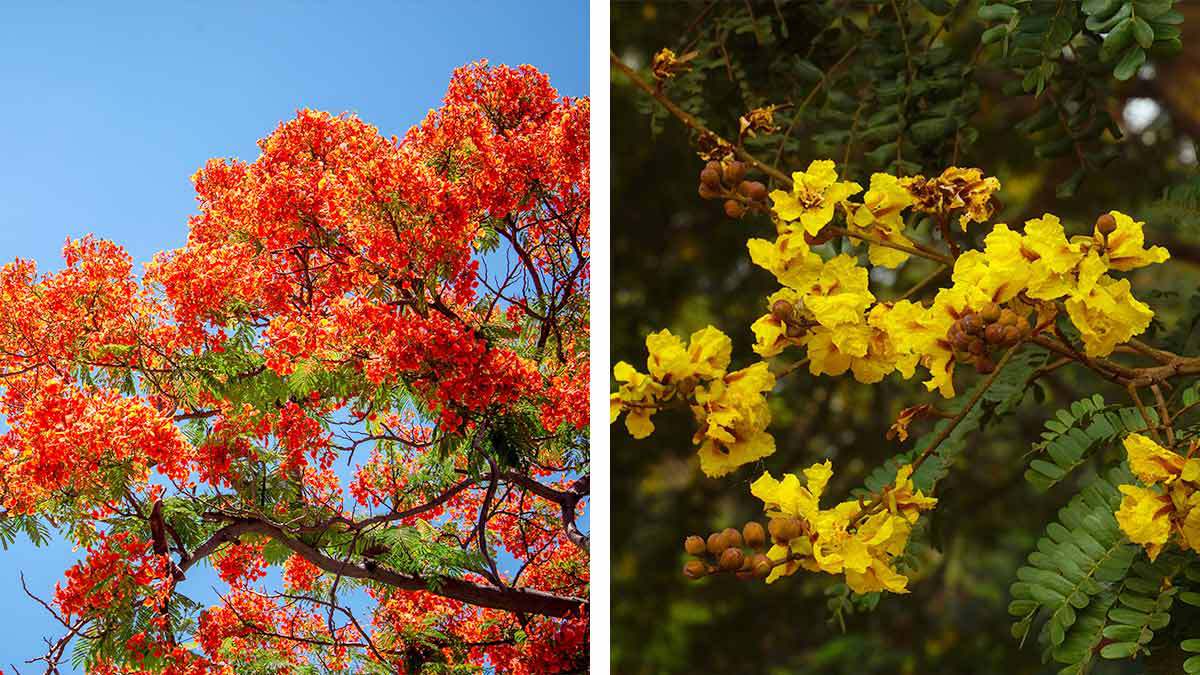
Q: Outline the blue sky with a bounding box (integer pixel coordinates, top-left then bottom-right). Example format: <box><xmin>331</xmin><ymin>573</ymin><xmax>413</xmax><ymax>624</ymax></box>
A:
<box><xmin>0</xmin><ymin>2</ymin><xmax>587</xmax><ymax>668</ymax></box>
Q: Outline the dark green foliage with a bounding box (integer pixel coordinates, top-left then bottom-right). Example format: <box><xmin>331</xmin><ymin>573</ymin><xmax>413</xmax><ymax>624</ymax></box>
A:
<box><xmin>1024</xmin><ymin>394</ymin><xmax>1157</xmax><ymax>490</ymax></box>
<box><xmin>1008</xmin><ymin>467</ymin><xmax>1138</xmax><ymax>670</ymax></box>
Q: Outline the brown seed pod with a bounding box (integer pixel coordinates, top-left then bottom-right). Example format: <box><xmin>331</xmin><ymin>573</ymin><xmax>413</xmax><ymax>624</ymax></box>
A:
<box><xmin>980</xmin><ymin>303</ymin><xmax>1002</xmax><ymax>323</ymax></box>
<box><xmin>700</xmin><ymin>167</ymin><xmax>722</xmax><ymax>188</ymax></box>
<box><xmin>770</xmin><ymin>300</ymin><xmax>794</xmax><ymax>321</ymax></box>
<box><xmin>768</xmin><ymin>517</ymin><xmax>802</xmax><ymax>543</ymax></box>
<box><xmin>751</xmin><ymin>553</ymin><xmax>773</xmax><ymax>579</ymax></box>
<box><xmin>1096</xmin><ymin>213</ymin><xmax>1118</xmax><ymax>236</ymax></box>
<box><xmin>968</xmin><ymin>338</ymin><xmax>987</xmax><ymax>356</ymax></box>
<box><xmin>721</xmin><ymin>527</ymin><xmax>744</xmax><ymax>550</ymax></box>
<box><xmin>684</xmin><ymin>535</ymin><xmax>707</xmax><ymax>557</ymax></box>
<box><xmin>984</xmin><ymin>323</ymin><xmax>1006</xmax><ymax>345</ymax></box>
<box><xmin>719</xmin><ymin>547</ymin><xmax>746</xmax><ymax>572</ymax></box>
<box><xmin>707</xmin><ymin>532</ymin><xmax>728</xmax><ymax>555</ymax></box>
<box><xmin>740</xmin><ymin>180</ymin><xmax>768</xmax><ymax>202</ymax></box>
<box><xmin>960</xmin><ymin>314</ymin><xmax>983</xmax><ymax>335</ymax></box>
<box><xmin>683</xmin><ymin>560</ymin><xmax>709</xmax><ymax>580</ymax></box>
<box><xmin>723</xmin><ymin>160</ymin><xmax>747</xmax><ymax>185</ymax></box>
<box><xmin>724</xmin><ymin>199</ymin><xmax>747</xmax><ymax>219</ymax></box>
<box><xmin>743</xmin><ymin>522</ymin><xmax>767</xmax><ymax>550</ymax></box>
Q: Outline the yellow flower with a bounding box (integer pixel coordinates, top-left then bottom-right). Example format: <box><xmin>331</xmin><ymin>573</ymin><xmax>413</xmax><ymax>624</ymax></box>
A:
<box><xmin>769</xmin><ymin>160</ymin><xmax>862</xmax><ymax>236</ymax></box>
<box><xmin>1115</xmin><ymin>484</ymin><xmax>1171</xmax><ymax>561</ymax></box>
<box><xmin>646</xmin><ymin>326</ymin><xmax>731</xmax><ymax>382</ymax></box>
<box><xmin>1091</xmin><ymin>211</ymin><xmax>1170</xmax><ymax>271</ymax></box>
<box><xmin>849</xmin><ymin>173</ymin><xmax>916</xmax><ymax>268</ymax></box>
<box><xmin>610</xmin><ymin>362</ymin><xmax>664</xmax><ymax>439</ymax></box>
<box><xmin>747</xmin><ymin>232</ymin><xmax>824</xmax><ymax>289</ymax></box>
<box><xmin>886</xmin><ymin>464</ymin><xmax>939</xmax><ymax>523</ymax></box>
<box><xmin>751</xmin><ymin>288</ymin><xmax>805</xmax><ymax>358</ymax></box>
<box><xmin>1021</xmin><ymin>214</ymin><xmax>1085</xmax><ymax>300</ymax></box>
<box><xmin>692</xmin><ymin>362</ymin><xmax>776</xmax><ymax>477</ymax></box>
<box><xmin>902</xmin><ymin>167</ymin><xmax>1000</xmax><ymax>230</ymax></box>
<box><xmin>1125</xmin><ymin>433</ymin><xmax>1186</xmax><ymax>485</ymax></box>
<box><xmin>805</xmin><ymin>254</ymin><xmax>875</xmax><ymax>331</ymax></box>
<box><xmin>1063</xmin><ymin>277</ymin><xmax>1154</xmax><ymax>357</ymax></box>
<box><xmin>751</xmin><ymin>460</ymin><xmax>832</xmax><ymax>521</ymax></box>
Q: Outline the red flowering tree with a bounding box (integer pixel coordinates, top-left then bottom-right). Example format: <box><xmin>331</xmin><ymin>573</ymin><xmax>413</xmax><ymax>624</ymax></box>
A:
<box><xmin>3</xmin><ymin>61</ymin><xmax>589</xmax><ymax>673</ymax></box>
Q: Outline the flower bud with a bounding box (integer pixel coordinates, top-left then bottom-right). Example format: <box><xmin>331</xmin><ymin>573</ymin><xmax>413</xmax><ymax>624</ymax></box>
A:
<box><xmin>770</xmin><ymin>300</ymin><xmax>794</xmax><ymax>321</ymax></box>
<box><xmin>960</xmin><ymin>314</ymin><xmax>982</xmax><ymax>336</ymax></box>
<box><xmin>719</xmin><ymin>547</ymin><xmax>745</xmax><ymax>572</ymax></box>
<box><xmin>998</xmin><ymin>309</ymin><xmax>1018</xmax><ymax>327</ymax></box>
<box><xmin>705</xmin><ymin>160</ymin><xmax>723</xmax><ymax>175</ymax></box>
<box><xmin>723</xmin><ymin>160</ymin><xmax>747</xmax><ymax>185</ymax></box>
<box><xmin>768</xmin><ymin>517</ymin><xmax>802</xmax><ymax>543</ymax></box>
<box><xmin>700</xmin><ymin>167</ymin><xmax>722</xmax><ymax>188</ymax></box>
<box><xmin>980</xmin><ymin>303</ymin><xmax>1001</xmax><ymax>323</ymax></box>
<box><xmin>785</xmin><ymin>322</ymin><xmax>807</xmax><ymax>338</ymax></box>
<box><xmin>698</xmin><ymin>184</ymin><xmax>721</xmax><ymax>200</ymax></box>
<box><xmin>743</xmin><ymin>522</ymin><xmax>767</xmax><ymax>549</ymax></box>
<box><xmin>684</xmin><ymin>535</ymin><xmax>707</xmax><ymax>557</ymax></box>
<box><xmin>683</xmin><ymin>560</ymin><xmax>708</xmax><ymax>580</ymax></box>
<box><xmin>724</xmin><ymin>199</ymin><xmax>746</xmax><ymax>219</ymax></box>
<box><xmin>1002</xmin><ymin>325</ymin><xmax>1022</xmax><ymax>344</ymax></box>
<box><xmin>968</xmin><ymin>338</ymin><xmax>987</xmax><ymax>356</ymax></box>
<box><xmin>740</xmin><ymin>180</ymin><xmax>768</xmax><ymax>202</ymax></box>
<box><xmin>707</xmin><ymin>532</ymin><xmax>728</xmax><ymax>555</ymax></box>
<box><xmin>1096</xmin><ymin>213</ymin><xmax>1117</xmax><ymax>236</ymax></box>
<box><xmin>1014</xmin><ymin>316</ymin><xmax>1030</xmax><ymax>336</ymax></box>
<box><xmin>976</xmin><ymin>355</ymin><xmax>996</xmax><ymax>374</ymax></box>
<box><xmin>984</xmin><ymin>323</ymin><xmax>1005</xmax><ymax>345</ymax></box>
<box><xmin>751</xmin><ymin>553</ymin><xmax>773</xmax><ymax>578</ymax></box>
<box><xmin>721</xmin><ymin>527</ymin><xmax>743</xmax><ymax>550</ymax></box>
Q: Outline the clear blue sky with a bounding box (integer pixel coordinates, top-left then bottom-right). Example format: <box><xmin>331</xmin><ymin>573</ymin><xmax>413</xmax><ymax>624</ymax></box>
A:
<box><xmin>0</xmin><ymin>2</ymin><xmax>587</xmax><ymax>667</ymax></box>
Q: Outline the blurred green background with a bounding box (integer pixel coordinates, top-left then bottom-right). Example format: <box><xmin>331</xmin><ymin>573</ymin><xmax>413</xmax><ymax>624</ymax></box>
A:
<box><xmin>610</xmin><ymin>2</ymin><xmax>1200</xmax><ymax>673</ymax></box>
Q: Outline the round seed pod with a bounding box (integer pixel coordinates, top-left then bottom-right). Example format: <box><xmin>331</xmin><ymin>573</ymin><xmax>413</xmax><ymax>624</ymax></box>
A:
<box><xmin>707</xmin><ymin>532</ymin><xmax>727</xmax><ymax>555</ymax></box>
<box><xmin>719</xmin><ymin>547</ymin><xmax>746</xmax><ymax>572</ymax></box>
<box><xmin>980</xmin><ymin>303</ymin><xmax>1002</xmax><ymax>323</ymax></box>
<box><xmin>1096</xmin><ymin>213</ymin><xmax>1118</xmax><ymax>236</ymax></box>
<box><xmin>721</xmin><ymin>527</ymin><xmax>744</xmax><ymax>550</ymax></box>
<box><xmin>751</xmin><ymin>553</ymin><xmax>773</xmax><ymax>579</ymax></box>
<box><xmin>984</xmin><ymin>323</ymin><xmax>1006</xmax><ymax>345</ymax></box>
<box><xmin>683</xmin><ymin>560</ymin><xmax>709</xmax><ymax>580</ymax></box>
<box><xmin>743</xmin><ymin>522</ymin><xmax>767</xmax><ymax>550</ymax></box>
<box><xmin>770</xmin><ymin>300</ymin><xmax>794</xmax><ymax>321</ymax></box>
<box><xmin>684</xmin><ymin>535</ymin><xmax>707</xmax><ymax>557</ymax></box>
<box><xmin>723</xmin><ymin>161</ymin><xmax>747</xmax><ymax>185</ymax></box>
<box><xmin>768</xmin><ymin>517</ymin><xmax>802</xmax><ymax>543</ymax></box>
<box><xmin>960</xmin><ymin>314</ymin><xmax>983</xmax><ymax>335</ymax></box>
<box><xmin>724</xmin><ymin>199</ymin><xmax>747</xmax><ymax>219</ymax></box>
<box><xmin>700</xmin><ymin>167</ymin><xmax>722</xmax><ymax>188</ymax></box>
<box><xmin>740</xmin><ymin>180</ymin><xmax>768</xmax><ymax>202</ymax></box>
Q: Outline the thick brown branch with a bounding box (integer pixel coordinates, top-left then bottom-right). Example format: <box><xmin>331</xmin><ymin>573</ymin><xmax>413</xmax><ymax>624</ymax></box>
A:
<box><xmin>182</xmin><ymin>518</ymin><xmax>585</xmax><ymax>618</ymax></box>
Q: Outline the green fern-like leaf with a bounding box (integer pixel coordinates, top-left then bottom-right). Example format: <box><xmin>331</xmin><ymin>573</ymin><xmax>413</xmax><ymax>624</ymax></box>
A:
<box><xmin>1025</xmin><ymin>395</ymin><xmax>1157</xmax><ymax>491</ymax></box>
<box><xmin>1009</xmin><ymin>467</ymin><xmax>1138</xmax><ymax>668</ymax></box>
